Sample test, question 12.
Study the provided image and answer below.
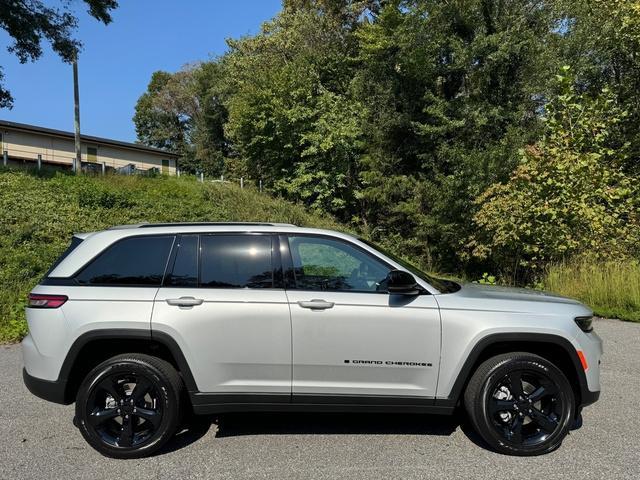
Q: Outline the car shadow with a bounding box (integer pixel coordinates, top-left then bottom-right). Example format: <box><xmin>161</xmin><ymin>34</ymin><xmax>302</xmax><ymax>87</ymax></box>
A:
<box><xmin>156</xmin><ymin>411</ymin><xmax>494</xmax><ymax>455</ymax></box>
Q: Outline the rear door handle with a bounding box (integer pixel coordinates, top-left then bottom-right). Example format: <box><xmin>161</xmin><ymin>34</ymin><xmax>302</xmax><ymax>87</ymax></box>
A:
<box><xmin>297</xmin><ymin>299</ymin><xmax>334</xmax><ymax>310</ymax></box>
<box><xmin>166</xmin><ymin>296</ymin><xmax>204</xmax><ymax>307</ymax></box>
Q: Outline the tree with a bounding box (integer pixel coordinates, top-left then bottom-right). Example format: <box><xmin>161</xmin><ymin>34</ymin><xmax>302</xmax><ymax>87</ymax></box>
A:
<box><xmin>352</xmin><ymin>0</ymin><xmax>558</xmax><ymax>270</ymax></box>
<box><xmin>222</xmin><ymin>2</ymin><xmax>365</xmax><ymax>215</ymax></box>
<box><xmin>133</xmin><ymin>64</ymin><xmax>228</xmax><ymax>175</ymax></box>
<box><xmin>468</xmin><ymin>69</ymin><xmax>640</xmax><ymax>281</ymax></box>
<box><xmin>556</xmin><ymin>0</ymin><xmax>640</xmax><ymax>173</ymax></box>
<box><xmin>0</xmin><ymin>0</ymin><xmax>118</xmax><ymax>109</ymax></box>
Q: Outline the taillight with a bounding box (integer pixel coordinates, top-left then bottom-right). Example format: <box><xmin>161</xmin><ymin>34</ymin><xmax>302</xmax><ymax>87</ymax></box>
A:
<box><xmin>28</xmin><ymin>294</ymin><xmax>68</xmax><ymax>308</ymax></box>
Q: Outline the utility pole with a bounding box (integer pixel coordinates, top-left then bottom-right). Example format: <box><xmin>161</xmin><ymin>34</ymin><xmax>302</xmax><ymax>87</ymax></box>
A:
<box><xmin>73</xmin><ymin>54</ymin><xmax>81</xmax><ymax>173</ymax></box>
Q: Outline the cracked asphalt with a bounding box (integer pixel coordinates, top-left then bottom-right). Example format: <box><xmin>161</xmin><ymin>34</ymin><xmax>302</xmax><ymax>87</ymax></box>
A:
<box><xmin>1</xmin><ymin>318</ymin><xmax>638</xmax><ymax>479</ymax></box>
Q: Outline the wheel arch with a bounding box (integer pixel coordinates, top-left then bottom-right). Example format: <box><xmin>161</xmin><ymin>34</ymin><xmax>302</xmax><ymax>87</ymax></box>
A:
<box><xmin>60</xmin><ymin>329</ymin><xmax>198</xmax><ymax>404</ymax></box>
<box><xmin>444</xmin><ymin>333</ymin><xmax>589</xmax><ymax>409</ymax></box>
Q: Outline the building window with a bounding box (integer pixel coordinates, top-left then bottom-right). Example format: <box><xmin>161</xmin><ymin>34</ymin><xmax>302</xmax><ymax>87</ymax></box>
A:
<box><xmin>161</xmin><ymin>159</ymin><xmax>170</xmax><ymax>173</ymax></box>
<box><xmin>87</xmin><ymin>146</ymin><xmax>98</xmax><ymax>162</ymax></box>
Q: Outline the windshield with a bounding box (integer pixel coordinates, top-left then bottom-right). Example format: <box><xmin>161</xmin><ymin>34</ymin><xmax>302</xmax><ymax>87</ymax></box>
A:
<box><xmin>357</xmin><ymin>237</ymin><xmax>461</xmax><ymax>294</ymax></box>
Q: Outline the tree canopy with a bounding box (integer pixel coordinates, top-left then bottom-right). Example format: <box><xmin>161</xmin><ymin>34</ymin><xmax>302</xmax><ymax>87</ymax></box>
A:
<box><xmin>134</xmin><ymin>0</ymin><xmax>640</xmax><ymax>282</ymax></box>
<box><xmin>0</xmin><ymin>0</ymin><xmax>118</xmax><ymax>108</ymax></box>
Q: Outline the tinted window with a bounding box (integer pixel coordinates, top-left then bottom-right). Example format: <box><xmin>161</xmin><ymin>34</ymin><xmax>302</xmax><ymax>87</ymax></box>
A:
<box><xmin>200</xmin><ymin>235</ymin><xmax>273</xmax><ymax>288</ymax></box>
<box><xmin>165</xmin><ymin>235</ymin><xmax>198</xmax><ymax>287</ymax></box>
<box><xmin>76</xmin><ymin>236</ymin><xmax>174</xmax><ymax>286</ymax></box>
<box><xmin>288</xmin><ymin>236</ymin><xmax>390</xmax><ymax>292</ymax></box>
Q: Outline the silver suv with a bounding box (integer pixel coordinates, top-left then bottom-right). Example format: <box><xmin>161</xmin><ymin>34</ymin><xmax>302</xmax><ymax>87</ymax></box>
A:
<box><xmin>22</xmin><ymin>223</ymin><xmax>602</xmax><ymax>458</ymax></box>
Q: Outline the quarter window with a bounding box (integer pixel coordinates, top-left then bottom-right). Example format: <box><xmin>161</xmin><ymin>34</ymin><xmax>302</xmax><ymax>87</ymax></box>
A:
<box><xmin>76</xmin><ymin>236</ymin><xmax>174</xmax><ymax>286</ymax></box>
<box><xmin>200</xmin><ymin>235</ymin><xmax>273</xmax><ymax>288</ymax></box>
<box><xmin>287</xmin><ymin>236</ymin><xmax>390</xmax><ymax>292</ymax></box>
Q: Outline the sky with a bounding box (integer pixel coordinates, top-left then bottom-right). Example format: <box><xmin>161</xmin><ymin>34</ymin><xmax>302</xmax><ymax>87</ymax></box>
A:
<box><xmin>0</xmin><ymin>0</ymin><xmax>282</xmax><ymax>142</ymax></box>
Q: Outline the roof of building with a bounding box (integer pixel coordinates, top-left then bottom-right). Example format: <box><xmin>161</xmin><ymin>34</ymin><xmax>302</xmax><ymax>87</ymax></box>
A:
<box><xmin>0</xmin><ymin>119</ymin><xmax>178</xmax><ymax>158</ymax></box>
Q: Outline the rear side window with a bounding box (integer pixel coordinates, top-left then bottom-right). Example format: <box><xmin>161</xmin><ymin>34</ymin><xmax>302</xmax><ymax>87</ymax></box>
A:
<box><xmin>76</xmin><ymin>236</ymin><xmax>174</xmax><ymax>286</ymax></box>
<box><xmin>200</xmin><ymin>235</ymin><xmax>273</xmax><ymax>288</ymax></box>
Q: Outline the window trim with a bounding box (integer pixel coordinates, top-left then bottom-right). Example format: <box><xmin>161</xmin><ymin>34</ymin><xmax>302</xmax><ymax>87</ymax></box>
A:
<box><xmin>281</xmin><ymin>233</ymin><xmax>411</xmax><ymax>295</ymax></box>
<box><xmin>72</xmin><ymin>234</ymin><xmax>176</xmax><ymax>287</ymax></box>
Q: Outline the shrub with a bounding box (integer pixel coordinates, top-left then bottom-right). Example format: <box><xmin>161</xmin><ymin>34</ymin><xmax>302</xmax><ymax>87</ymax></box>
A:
<box><xmin>468</xmin><ymin>69</ymin><xmax>640</xmax><ymax>281</ymax></box>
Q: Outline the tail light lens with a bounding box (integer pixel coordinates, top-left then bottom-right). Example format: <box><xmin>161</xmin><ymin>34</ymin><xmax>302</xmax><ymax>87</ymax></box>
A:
<box><xmin>28</xmin><ymin>294</ymin><xmax>68</xmax><ymax>308</ymax></box>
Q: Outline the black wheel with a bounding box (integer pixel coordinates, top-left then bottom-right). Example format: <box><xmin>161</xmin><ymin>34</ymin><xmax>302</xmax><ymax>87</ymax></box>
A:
<box><xmin>464</xmin><ymin>352</ymin><xmax>575</xmax><ymax>456</ymax></box>
<box><xmin>75</xmin><ymin>353</ymin><xmax>183</xmax><ymax>458</ymax></box>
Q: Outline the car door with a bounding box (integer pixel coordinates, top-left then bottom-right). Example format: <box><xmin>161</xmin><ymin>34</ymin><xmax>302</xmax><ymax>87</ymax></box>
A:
<box><xmin>283</xmin><ymin>234</ymin><xmax>441</xmax><ymax>401</ymax></box>
<box><xmin>152</xmin><ymin>233</ymin><xmax>292</xmax><ymax>397</ymax></box>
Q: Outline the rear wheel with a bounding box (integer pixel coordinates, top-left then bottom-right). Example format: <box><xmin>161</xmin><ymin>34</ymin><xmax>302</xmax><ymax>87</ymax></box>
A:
<box><xmin>464</xmin><ymin>352</ymin><xmax>575</xmax><ymax>456</ymax></box>
<box><xmin>75</xmin><ymin>353</ymin><xmax>183</xmax><ymax>458</ymax></box>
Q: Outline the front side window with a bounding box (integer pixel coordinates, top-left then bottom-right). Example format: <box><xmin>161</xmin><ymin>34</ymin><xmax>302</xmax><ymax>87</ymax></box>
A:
<box><xmin>200</xmin><ymin>235</ymin><xmax>273</xmax><ymax>288</ymax></box>
<box><xmin>287</xmin><ymin>236</ymin><xmax>391</xmax><ymax>292</ymax></box>
<box><xmin>76</xmin><ymin>236</ymin><xmax>174</xmax><ymax>286</ymax></box>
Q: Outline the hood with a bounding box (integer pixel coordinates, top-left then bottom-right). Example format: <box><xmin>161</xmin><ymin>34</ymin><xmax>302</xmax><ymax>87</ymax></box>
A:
<box><xmin>457</xmin><ymin>283</ymin><xmax>583</xmax><ymax>306</ymax></box>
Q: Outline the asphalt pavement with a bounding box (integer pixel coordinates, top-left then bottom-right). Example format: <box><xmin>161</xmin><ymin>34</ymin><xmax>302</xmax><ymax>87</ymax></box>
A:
<box><xmin>1</xmin><ymin>318</ymin><xmax>638</xmax><ymax>480</ymax></box>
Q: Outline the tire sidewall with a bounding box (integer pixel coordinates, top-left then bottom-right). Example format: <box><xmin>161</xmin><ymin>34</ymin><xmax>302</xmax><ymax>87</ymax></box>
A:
<box><xmin>475</xmin><ymin>356</ymin><xmax>575</xmax><ymax>456</ymax></box>
<box><xmin>76</xmin><ymin>358</ymin><xmax>179</xmax><ymax>458</ymax></box>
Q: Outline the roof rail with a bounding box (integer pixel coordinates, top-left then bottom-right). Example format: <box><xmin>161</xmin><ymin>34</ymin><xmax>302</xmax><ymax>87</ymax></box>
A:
<box><xmin>109</xmin><ymin>222</ymin><xmax>297</xmax><ymax>230</ymax></box>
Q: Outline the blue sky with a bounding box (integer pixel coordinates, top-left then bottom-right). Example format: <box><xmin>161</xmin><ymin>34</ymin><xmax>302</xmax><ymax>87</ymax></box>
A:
<box><xmin>0</xmin><ymin>0</ymin><xmax>281</xmax><ymax>142</ymax></box>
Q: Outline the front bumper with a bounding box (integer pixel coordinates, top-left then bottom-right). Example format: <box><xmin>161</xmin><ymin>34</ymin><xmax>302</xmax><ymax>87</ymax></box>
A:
<box><xmin>581</xmin><ymin>389</ymin><xmax>600</xmax><ymax>407</ymax></box>
<box><xmin>23</xmin><ymin>368</ymin><xmax>70</xmax><ymax>404</ymax></box>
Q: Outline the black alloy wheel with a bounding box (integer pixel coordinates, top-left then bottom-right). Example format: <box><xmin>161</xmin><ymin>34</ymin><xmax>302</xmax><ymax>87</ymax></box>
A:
<box><xmin>76</xmin><ymin>354</ymin><xmax>183</xmax><ymax>458</ymax></box>
<box><xmin>488</xmin><ymin>369</ymin><xmax>564</xmax><ymax>447</ymax></box>
<box><xmin>86</xmin><ymin>372</ymin><xmax>163</xmax><ymax>448</ymax></box>
<box><xmin>465</xmin><ymin>352</ymin><xmax>575</xmax><ymax>456</ymax></box>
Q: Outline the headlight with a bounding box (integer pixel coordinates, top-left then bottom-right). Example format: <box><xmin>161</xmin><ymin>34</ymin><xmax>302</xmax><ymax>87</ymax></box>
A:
<box><xmin>575</xmin><ymin>316</ymin><xmax>593</xmax><ymax>332</ymax></box>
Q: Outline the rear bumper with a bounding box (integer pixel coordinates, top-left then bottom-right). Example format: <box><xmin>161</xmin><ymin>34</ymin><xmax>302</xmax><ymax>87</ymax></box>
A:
<box><xmin>23</xmin><ymin>368</ymin><xmax>70</xmax><ymax>405</ymax></box>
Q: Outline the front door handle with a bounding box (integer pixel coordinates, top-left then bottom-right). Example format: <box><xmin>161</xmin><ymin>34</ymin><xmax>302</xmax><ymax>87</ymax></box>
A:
<box><xmin>166</xmin><ymin>296</ymin><xmax>204</xmax><ymax>307</ymax></box>
<box><xmin>297</xmin><ymin>299</ymin><xmax>334</xmax><ymax>310</ymax></box>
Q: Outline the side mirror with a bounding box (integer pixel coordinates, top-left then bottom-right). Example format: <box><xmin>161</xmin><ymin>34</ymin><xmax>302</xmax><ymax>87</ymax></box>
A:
<box><xmin>386</xmin><ymin>270</ymin><xmax>420</xmax><ymax>295</ymax></box>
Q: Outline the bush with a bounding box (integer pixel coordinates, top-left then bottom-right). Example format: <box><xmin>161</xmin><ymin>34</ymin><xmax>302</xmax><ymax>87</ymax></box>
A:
<box><xmin>468</xmin><ymin>70</ymin><xmax>640</xmax><ymax>281</ymax></box>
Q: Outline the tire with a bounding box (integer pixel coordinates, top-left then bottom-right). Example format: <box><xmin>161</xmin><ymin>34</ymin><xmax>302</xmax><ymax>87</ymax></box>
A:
<box><xmin>75</xmin><ymin>353</ymin><xmax>184</xmax><ymax>459</ymax></box>
<box><xmin>464</xmin><ymin>352</ymin><xmax>575</xmax><ymax>456</ymax></box>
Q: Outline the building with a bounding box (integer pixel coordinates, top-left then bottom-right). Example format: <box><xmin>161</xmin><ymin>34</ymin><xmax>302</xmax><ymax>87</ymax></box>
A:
<box><xmin>0</xmin><ymin>120</ymin><xmax>178</xmax><ymax>175</ymax></box>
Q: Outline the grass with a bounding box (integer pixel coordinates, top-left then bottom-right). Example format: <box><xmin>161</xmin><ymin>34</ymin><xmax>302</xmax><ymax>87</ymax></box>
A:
<box><xmin>2</xmin><ymin>167</ymin><xmax>637</xmax><ymax>342</ymax></box>
<box><xmin>0</xmin><ymin>168</ymin><xmax>343</xmax><ymax>342</ymax></box>
<box><xmin>544</xmin><ymin>259</ymin><xmax>640</xmax><ymax>322</ymax></box>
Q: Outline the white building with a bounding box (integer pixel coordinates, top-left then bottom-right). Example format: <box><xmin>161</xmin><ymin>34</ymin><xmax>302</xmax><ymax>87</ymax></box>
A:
<box><xmin>0</xmin><ymin>120</ymin><xmax>178</xmax><ymax>174</ymax></box>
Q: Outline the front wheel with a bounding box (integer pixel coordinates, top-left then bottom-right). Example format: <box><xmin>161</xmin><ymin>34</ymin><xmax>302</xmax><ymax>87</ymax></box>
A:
<box><xmin>464</xmin><ymin>352</ymin><xmax>575</xmax><ymax>456</ymax></box>
<box><xmin>75</xmin><ymin>353</ymin><xmax>183</xmax><ymax>458</ymax></box>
